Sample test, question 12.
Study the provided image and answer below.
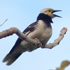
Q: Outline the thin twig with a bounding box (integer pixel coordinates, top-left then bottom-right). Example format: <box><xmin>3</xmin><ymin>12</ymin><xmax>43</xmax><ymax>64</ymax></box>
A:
<box><xmin>0</xmin><ymin>19</ymin><xmax>8</xmax><ymax>27</ymax></box>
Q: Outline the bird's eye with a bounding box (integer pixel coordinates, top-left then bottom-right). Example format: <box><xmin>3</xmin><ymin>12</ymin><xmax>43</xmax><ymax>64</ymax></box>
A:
<box><xmin>45</xmin><ymin>10</ymin><xmax>52</xmax><ymax>14</ymax></box>
<box><xmin>49</xmin><ymin>10</ymin><xmax>51</xmax><ymax>12</ymax></box>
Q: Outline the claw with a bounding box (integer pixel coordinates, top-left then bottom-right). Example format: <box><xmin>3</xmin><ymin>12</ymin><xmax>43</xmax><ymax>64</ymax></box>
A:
<box><xmin>35</xmin><ymin>38</ymin><xmax>42</xmax><ymax>47</ymax></box>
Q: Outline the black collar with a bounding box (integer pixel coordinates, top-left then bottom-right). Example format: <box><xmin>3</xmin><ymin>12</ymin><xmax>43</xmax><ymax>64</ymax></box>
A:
<box><xmin>37</xmin><ymin>13</ymin><xmax>53</xmax><ymax>23</ymax></box>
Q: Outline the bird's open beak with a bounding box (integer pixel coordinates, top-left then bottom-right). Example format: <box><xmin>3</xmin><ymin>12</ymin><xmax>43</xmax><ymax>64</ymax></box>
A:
<box><xmin>52</xmin><ymin>10</ymin><xmax>62</xmax><ymax>18</ymax></box>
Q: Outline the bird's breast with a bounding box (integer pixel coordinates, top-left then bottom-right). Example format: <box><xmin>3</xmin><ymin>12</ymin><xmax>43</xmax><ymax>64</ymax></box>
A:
<box><xmin>21</xmin><ymin>20</ymin><xmax>52</xmax><ymax>51</ymax></box>
<box><xmin>39</xmin><ymin>27</ymin><xmax>52</xmax><ymax>45</ymax></box>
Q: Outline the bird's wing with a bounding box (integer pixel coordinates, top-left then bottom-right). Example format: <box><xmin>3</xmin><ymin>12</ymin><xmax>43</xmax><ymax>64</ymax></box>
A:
<box><xmin>3</xmin><ymin>22</ymin><xmax>38</xmax><ymax>65</ymax></box>
<box><xmin>9</xmin><ymin>21</ymin><xmax>38</xmax><ymax>54</ymax></box>
<box><xmin>23</xmin><ymin>21</ymin><xmax>37</xmax><ymax>34</ymax></box>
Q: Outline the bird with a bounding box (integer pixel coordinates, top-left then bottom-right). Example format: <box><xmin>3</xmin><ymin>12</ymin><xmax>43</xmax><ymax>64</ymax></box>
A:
<box><xmin>3</xmin><ymin>8</ymin><xmax>61</xmax><ymax>65</ymax></box>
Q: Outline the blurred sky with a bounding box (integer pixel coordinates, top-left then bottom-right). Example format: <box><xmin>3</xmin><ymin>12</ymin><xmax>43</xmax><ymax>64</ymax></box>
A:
<box><xmin>0</xmin><ymin>0</ymin><xmax>70</xmax><ymax>70</ymax></box>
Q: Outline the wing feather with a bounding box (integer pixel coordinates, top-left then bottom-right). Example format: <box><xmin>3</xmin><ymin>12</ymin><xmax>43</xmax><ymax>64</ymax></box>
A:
<box><xmin>7</xmin><ymin>22</ymin><xmax>37</xmax><ymax>54</ymax></box>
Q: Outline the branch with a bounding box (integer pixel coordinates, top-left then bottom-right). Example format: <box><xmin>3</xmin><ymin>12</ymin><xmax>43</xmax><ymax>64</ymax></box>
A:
<box><xmin>0</xmin><ymin>27</ymin><xmax>42</xmax><ymax>46</ymax></box>
<box><xmin>42</xmin><ymin>27</ymin><xmax>67</xmax><ymax>49</ymax></box>
<box><xmin>0</xmin><ymin>19</ymin><xmax>8</xmax><ymax>27</ymax></box>
<box><xmin>0</xmin><ymin>27</ymin><xmax>67</xmax><ymax>48</ymax></box>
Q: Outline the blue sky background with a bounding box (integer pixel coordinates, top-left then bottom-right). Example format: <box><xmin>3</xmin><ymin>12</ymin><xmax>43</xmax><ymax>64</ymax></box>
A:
<box><xmin>0</xmin><ymin>0</ymin><xmax>70</xmax><ymax>70</ymax></box>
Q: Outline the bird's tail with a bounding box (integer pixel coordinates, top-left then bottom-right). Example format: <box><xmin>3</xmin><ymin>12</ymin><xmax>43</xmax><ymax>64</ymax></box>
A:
<box><xmin>3</xmin><ymin>53</ymin><xmax>22</xmax><ymax>65</ymax></box>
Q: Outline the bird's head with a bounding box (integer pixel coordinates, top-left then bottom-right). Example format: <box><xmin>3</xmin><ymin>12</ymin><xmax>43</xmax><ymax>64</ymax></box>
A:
<box><xmin>40</xmin><ymin>8</ymin><xmax>61</xmax><ymax>18</ymax></box>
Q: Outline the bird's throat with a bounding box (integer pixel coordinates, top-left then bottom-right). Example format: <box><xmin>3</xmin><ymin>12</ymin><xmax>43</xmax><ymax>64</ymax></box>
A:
<box><xmin>37</xmin><ymin>13</ymin><xmax>53</xmax><ymax>23</ymax></box>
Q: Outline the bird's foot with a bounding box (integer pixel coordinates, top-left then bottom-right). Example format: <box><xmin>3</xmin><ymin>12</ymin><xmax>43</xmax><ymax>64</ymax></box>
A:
<box><xmin>34</xmin><ymin>38</ymin><xmax>42</xmax><ymax>47</ymax></box>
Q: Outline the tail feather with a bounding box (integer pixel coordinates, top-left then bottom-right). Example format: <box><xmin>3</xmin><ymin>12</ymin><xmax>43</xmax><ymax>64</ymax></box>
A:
<box><xmin>3</xmin><ymin>54</ymin><xmax>10</xmax><ymax>62</ymax></box>
<box><xmin>3</xmin><ymin>53</ymin><xmax>22</xmax><ymax>65</ymax></box>
<box><xmin>6</xmin><ymin>58</ymin><xmax>15</xmax><ymax>65</ymax></box>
